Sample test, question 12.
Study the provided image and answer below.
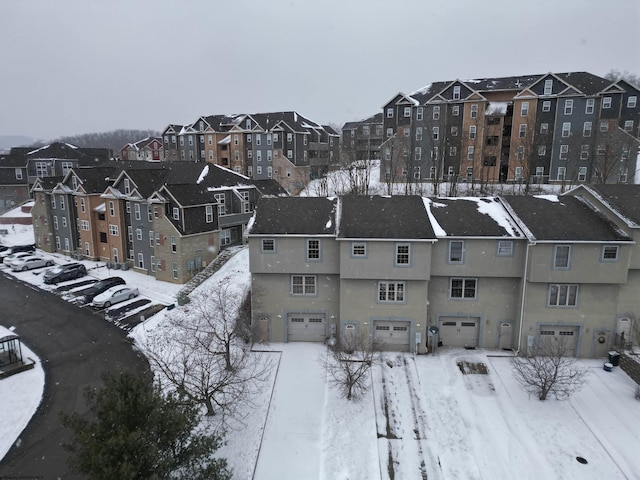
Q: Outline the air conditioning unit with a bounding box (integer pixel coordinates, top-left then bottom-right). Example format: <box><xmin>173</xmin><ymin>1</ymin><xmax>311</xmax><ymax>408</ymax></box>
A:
<box><xmin>113</xmin><ymin>263</ymin><xmax>121</xmax><ymax>270</ymax></box>
<box><xmin>120</xmin><ymin>263</ymin><xmax>129</xmax><ymax>270</ymax></box>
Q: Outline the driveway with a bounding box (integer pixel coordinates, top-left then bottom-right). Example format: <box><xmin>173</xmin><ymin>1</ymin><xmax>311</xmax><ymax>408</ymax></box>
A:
<box><xmin>0</xmin><ymin>272</ymin><xmax>150</xmax><ymax>479</ymax></box>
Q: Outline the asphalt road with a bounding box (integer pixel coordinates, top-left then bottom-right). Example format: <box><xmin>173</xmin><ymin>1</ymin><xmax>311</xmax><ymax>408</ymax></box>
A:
<box><xmin>0</xmin><ymin>271</ymin><xmax>150</xmax><ymax>479</ymax></box>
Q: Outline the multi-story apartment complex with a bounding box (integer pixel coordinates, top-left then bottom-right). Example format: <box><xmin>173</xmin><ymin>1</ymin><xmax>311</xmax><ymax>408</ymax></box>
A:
<box><xmin>32</xmin><ymin>162</ymin><xmax>286</xmax><ymax>284</ymax></box>
<box><xmin>378</xmin><ymin>72</ymin><xmax>640</xmax><ymax>186</ymax></box>
<box><xmin>341</xmin><ymin>113</ymin><xmax>383</xmax><ymax>162</ymax></box>
<box><xmin>248</xmin><ymin>186</ymin><xmax>640</xmax><ymax>357</ymax></box>
<box><xmin>161</xmin><ymin>112</ymin><xmax>340</xmax><ymax>195</ymax></box>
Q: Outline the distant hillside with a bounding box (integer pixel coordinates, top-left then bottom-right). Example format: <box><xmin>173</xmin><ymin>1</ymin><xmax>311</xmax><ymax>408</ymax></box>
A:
<box><xmin>55</xmin><ymin>129</ymin><xmax>161</xmax><ymax>153</ymax></box>
<box><xmin>0</xmin><ymin>135</ymin><xmax>37</xmax><ymax>152</ymax></box>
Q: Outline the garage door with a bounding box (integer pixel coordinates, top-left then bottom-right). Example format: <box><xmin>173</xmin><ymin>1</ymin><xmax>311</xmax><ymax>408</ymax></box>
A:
<box><xmin>287</xmin><ymin>314</ymin><xmax>326</xmax><ymax>342</ymax></box>
<box><xmin>539</xmin><ymin>326</ymin><xmax>579</xmax><ymax>356</ymax></box>
<box><xmin>373</xmin><ymin>321</ymin><xmax>410</xmax><ymax>352</ymax></box>
<box><xmin>439</xmin><ymin>317</ymin><xmax>480</xmax><ymax>348</ymax></box>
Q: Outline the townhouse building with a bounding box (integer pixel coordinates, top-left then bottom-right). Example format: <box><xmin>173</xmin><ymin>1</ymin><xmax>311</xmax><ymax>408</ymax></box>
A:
<box><xmin>380</xmin><ymin>72</ymin><xmax>640</xmax><ymax>186</ymax></box>
<box><xmin>120</xmin><ymin>137</ymin><xmax>163</xmax><ymax>162</ymax></box>
<box><xmin>161</xmin><ymin>111</ymin><xmax>340</xmax><ymax>195</ymax></box>
<box><xmin>248</xmin><ymin>188</ymin><xmax>639</xmax><ymax>357</ymax></box>
<box><xmin>341</xmin><ymin>113</ymin><xmax>383</xmax><ymax>163</ymax></box>
<box><xmin>0</xmin><ymin>153</ymin><xmax>29</xmax><ymax>213</ymax></box>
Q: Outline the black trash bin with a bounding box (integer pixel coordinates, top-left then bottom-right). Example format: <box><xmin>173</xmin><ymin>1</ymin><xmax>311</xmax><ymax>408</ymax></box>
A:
<box><xmin>608</xmin><ymin>351</ymin><xmax>620</xmax><ymax>366</ymax></box>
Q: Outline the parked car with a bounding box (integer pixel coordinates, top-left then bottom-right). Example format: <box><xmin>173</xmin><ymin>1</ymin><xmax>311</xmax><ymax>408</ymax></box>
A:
<box><xmin>91</xmin><ymin>285</ymin><xmax>139</xmax><ymax>308</ymax></box>
<box><xmin>82</xmin><ymin>277</ymin><xmax>125</xmax><ymax>302</ymax></box>
<box><xmin>11</xmin><ymin>255</ymin><xmax>54</xmax><ymax>271</ymax></box>
<box><xmin>3</xmin><ymin>252</ymin><xmax>36</xmax><ymax>268</ymax></box>
<box><xmin>0</xmin><ymin>245</ymin><xmax>9</xmax><ymax>253</ymax></box>
<box><xmin>43</xmin><ymin>263</ymin><xmax>87</xmax><ymax>284</ymax></box>
<box><xmin>0</xmin><ymin>244</ymin><xmax>35</xmax><ymax>262</ymax></box>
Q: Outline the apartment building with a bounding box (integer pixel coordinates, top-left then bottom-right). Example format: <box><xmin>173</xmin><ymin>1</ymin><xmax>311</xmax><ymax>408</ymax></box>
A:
<box><xmin>341</xmin><ymin>113</ymin><xmax>384</xmax><ymax>162</ymax></box>
<box><xmin>248</xmin><ymin>188</ymin><xmax>639</xmax><ymax>357</ymax></box>
<box><xmin>380</xmin><ymin>72</ymin><xmax>640</xmax><ymax>186</ymax></box>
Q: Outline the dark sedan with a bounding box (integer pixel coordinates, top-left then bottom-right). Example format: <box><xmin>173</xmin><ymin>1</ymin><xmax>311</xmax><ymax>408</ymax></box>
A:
<box><xmin>82</xmin><ymin>276</ymin><xmax>126</xmax><ymax>302</ymax></box>
<box><xmin>43</xmin><ymin>262</ymin><xmax>87</xmax><ymax>284</ymax></box>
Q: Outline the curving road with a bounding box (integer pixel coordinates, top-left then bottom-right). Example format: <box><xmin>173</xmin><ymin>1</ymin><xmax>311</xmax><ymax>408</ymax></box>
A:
<box><xmin>0</xmin><ymin>272</ymin><xmax>150</xmax><ymax>479</ymax></box>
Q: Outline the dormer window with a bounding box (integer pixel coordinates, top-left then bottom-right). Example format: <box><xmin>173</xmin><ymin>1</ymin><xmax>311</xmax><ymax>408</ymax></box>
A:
<box><xmin>453</xmin><ymin>85</ymin><xmax>461</xmax><ymax>100</ymax></box>
<box><xmin>246</xmin><ymin>119</ymin><xmax>251</xmax><ymax>129</ymax></box>
<box><xmin>123</xmin><ymin>179</ymin><xmax>130</xmax><ymax>195</ymax></box>
<box><xmin>544</xmin><ymin>79</ymin><xmax>553</xmax><ymax>95</ymax></box>
<box><xmin>173</xmin><ymin>207</ymin><xmax>180</xmax><ymax>220</ymax></box>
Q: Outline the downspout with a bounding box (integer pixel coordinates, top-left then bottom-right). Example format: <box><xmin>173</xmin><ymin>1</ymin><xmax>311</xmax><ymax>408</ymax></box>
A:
<box><xmin>516</xmin><ymin>240</ymin><xmax>534</xmax><ymax>354</ymax></box>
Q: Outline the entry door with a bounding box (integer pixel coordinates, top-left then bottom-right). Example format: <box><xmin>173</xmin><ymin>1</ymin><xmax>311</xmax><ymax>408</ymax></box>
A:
<box><xmin>498</xmin><ymin>323</ymin><xmax>512</xmax><ymax>350</ymax></box>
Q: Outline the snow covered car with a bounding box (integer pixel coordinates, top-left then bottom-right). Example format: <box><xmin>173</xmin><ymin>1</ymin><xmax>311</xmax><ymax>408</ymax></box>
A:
<box><xmin>82</xmin><ymin>277</ymin><xmax>125</xmax><ymax>302</ymax></box>
<box><xmin>91</xmin><ymin>285</ymin><xmax>139</xmax><ymax>308</ymax></box>
<box><xmin>11</xmin><ymin>255</ymin><xmax>54</xmax><ymax>271</ymax></box>
<box><xmin>3</xmin><ymin>251</ymin><xmax>35</xmax><ymax>268</ymax></box>
<box><xmin>43</xmin><ymin>263</ymin><xmax>87</xmax><ymax>284</ymax></box>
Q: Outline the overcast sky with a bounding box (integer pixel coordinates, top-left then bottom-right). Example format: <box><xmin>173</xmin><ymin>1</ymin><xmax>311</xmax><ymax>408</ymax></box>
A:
<box><xmin>1</xmin><ymin>0</ymin><xmax>639</xmax><ymax>141</ymax></box>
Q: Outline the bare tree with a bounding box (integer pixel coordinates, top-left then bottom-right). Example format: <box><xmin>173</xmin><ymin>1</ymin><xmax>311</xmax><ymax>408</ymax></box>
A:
<box><xmin>142</xmin><ymin>280</ymin><xmax>271</xmax><ymax>417</ymax></box>
<box><xmin>605</xmin><ymin>69</ymin><xmax>640</xmax><ymax>88</ymax></box>
<box><xmin>511</xmin><ymin>336</ymin><xmax>588</xmax><ymax>401</ymax></box>
<box><xmin>320</xmin><ymin>332</ymin><xmax>380</xmax><ymax>401</ymax></box>
<box><xmin>591</xmin><ymin>126</ymin><xmax>637</xmax><ymax>184</ymax></box>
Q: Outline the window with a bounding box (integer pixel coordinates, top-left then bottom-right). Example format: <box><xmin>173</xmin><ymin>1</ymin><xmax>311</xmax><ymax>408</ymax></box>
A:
<box><xmin>127</xmin><ymin>226</ymin><xmax>133</xmax><ymax>242</ymax></box>
<box><xmin>352</xmin><ymin>242</ymin><xmax>366</xmax><ymax>257</ymax></box>
<box><xmin>540</xmin><ymin>123</ymin><xmax>549</xmax><ymax>134</ymax></box>
<box><xmin>136</xmin><ymin>228</ymin><xmax>142</xmax><ymax>241</ymax></box>
<box><xmin>560</xmin><ymin>144</ymin><xmax>569</xmax><ymax>160</ymax></box>
<box><xmin>171</xmin><ymin>236</ymin><xmax>177</xmax><ymax>253</ymax></box>
<box><xmin>85</xmin><ymin>242</ymin><xmax>90</xmax><ymax>256</ymax></box>
<box><xmin>416</xmin><ymin>127</ymin><xmax>423</xmax><ymax>140</ymax></box>
<box><xmin>109</xmin><ymin>224</ymin><xmax>118</xmax><ymax>236</ymax></box>
<box><xmin>246</xmin><ymin>134</ymin><xmax>252</xmax><ymax>143</ymax></box>
<box><xmin>470</xmin><ymin>104</ymin><xmax>478</xmax><ymax>118</ymax></box>
<box><xmin>414</xmin><ymin>147</ymin><xmax>421</xmax><ymax>161</ymax></box>
<box><xmin>544</xmin><ymin>79</ymin><xmax>553</xmax><ymax>95</ymax></box>
<box><xmin>628</xmin><ymin>96</ymin><xmax>637</xmax><ymax>108</ymax></box>
<box><xmin>602</xmin><ymin>96</ymin><xmax>612</xmax><ymax>109</ymax></box>
<box><xmin>578</xmin><ymin>166</ymin><xmax>587</xmax><ymax>181</ymax></box>
<box><xmin>15</xmin><ymin>168</ymin><xmax>22</xmax><ymax>180</ymax></box>
<box><xmin>554</xmin><ymin>245</ymin><xmax>571</xmax><ymax>269</ymax></box>
<box><xmin>515</xmin><ymin>166</ymin><xmax>523</xmax><ymax>180</ymax></box>
<box><xmin>453</xmin><ymin>85</ymin><xmax>461</xmax><ymax>100</ymax></box>
<box><xmin>585</xmin><ymin>98</ymin><xmax>595</xmax><ymax>114</ymax></box>
<box><xmin>55</xmin><ymin>236</ymin><xmax>60</xmax><ymax>250</ymax></box>
<box><xmin>602</xmin><ymin>245</ymin><xmax>619</xmax><ymax>261</ymax></box>
<box><xmin>452</xmin><ymin>105</ymin><xmax>460</xmax><ymax>116</ymax></box>
<box><xmin>542</xmin><ymin>100</ymin><xmax>551</xmax><ymax>112</ymax></box>
<box><xmin>416</xmin><ymin>107</ymin><xmax>423</xmax><ymax>121</ymax></box>
<box><xmin>149</xmin><ymin>231</ymin><xmax>154</xmax><ymax>247</ymax></box>
<box><xmin>81</xmin><ymin>220</ymin><xmax>89</xmax><ymax>231</ymax></box>
<box><xmin>469</xmin><ymin>125</ymin><xmax>476</xmax><ymax>139</ymax></box>
<box><xmin>100</xmin><ymin>232</ymin><xmax>107</xmax><ymax>243</ymax></box>
<box><xmin>256</xmin><ymin>134</ymin><xmax>261</xmax><ymax>145</ymax></box>
<box><xmin>519</xmin><ymin>124</ymin><xmax>527</xmax><ymax>138</ymax></box>
<box><xmin>378</xmin><ymin>281</ymin><xmax>405</xmax><ymax>303</ymax></box>
<box><xmin>132</xmin><ymin>203</ymin><xmax>140</xmax><ymax>220</ymax></box>
<box><xmin>620</xmin><ymin>168</ymin><xmax>628</xmax><ymax>183</ymax></box>
<box><xmin>433</xmin><ymin>127</ymin><xmax>439</xmax><ymax>140</ymax></box>
<box><xmin>548</xmin><ymin>284</ymin><xmax>578</xmax><ymax>307</ymax></box>
<box><xmin>404</xmin><ymin>107</ymin><xmax>411</xmax><ymax>117</ymax></box>
<box><xmin>538</xmin><ymin>145</ymin><xmax>546</xmax><ymax>156</ymax></box>
<box><xmin>80</xmin><ymin>198</ymin><xmax>86</xmax><ymax>212</ymax></box>
<box><xmin>433</xmin><ymin>106</ymin><xmax>440</xmax><ymax>120</ymax></box>
<box><xmin>497</xmin><ymin>240</ymin><xmax>513</xmax><ymax>256</ymax></box>
<box><xmin>62</xmin><ymin>217</ymin><xmax>67</xmax><ymax>228</ymax></box>
<box><xmin>521</xmin><ymin>102</ymin><xmax>529</xmax><ymax>116</ymax></box>
<box><xmin>172</xmin><ymin>207</ymin><xmax>179</xmax><ymax>220</ymax></box>
<box><xmin>403</xmin><ymin>127</ymin><xmax>410</xmax><ymax>137</ymax></box>
<box><xmin>261</xmin><ymin>239</ymin><xmax>275</xmax><ymax>252</ymax></box>
<box><xmin>564</xmin><ymin>99</ymin><xmax>573</xmax><ymax>115</ymax></box>
<box><xmin>205</xmin><ymin>205</ymin><xmax>213</xmax><ymax>223</ymax></box>
<box><xmin>449</xmin><ymin>240</ymin><xmax>464</xmax><ymax>263</ymax></box>
<box><xmin>582</xmin><ymin>121</ymin><xmax>592</xmax><ymax>137</ymax></box>
<box><xmin>286</xmin><ymin>132</ymin><xmax>293</xmax><ymax>142</ymax></box>
<box><xmin>536</xmin><ymin>166</ymin><xmax>544</xmax><ymax>176</ymax></box>
<box><xmin>450</xmin><ymin>278</ymin><xmax>477</xmax><ymax>299</ymax></box>
<box><xmin>287</xmin><ymin>150</ymin><xmax>293</xmax><ymax>159</ymax></box>
<box><xmin>109</xmin><ymin>201</ymin><xmax>115</xmax><ymax>216</ymax></box>
<box><xmin>562</xmin><ymin>122</ymin><xmax>571</xmax><ymax>137</ymax></box>
<box><xmin>396</xmin><ymin>243</ymin><xmax>410</xmax><ymax>265</ymax></box>
<box><xmin>467</xmin><ymin>146</ymin><xmax>474</xmax><ymax>160</ymax></box>
<box><xmin>386</xmin><ymin>108</ymin><xmax>394</xmax><ymax>118</ymax></box>
<box><xmin>517</xmin><ymin>146</ymin><xmax>525</xmax><ymax>160</ymax></box>
<box><xmin>557</xmin><ymin>166</ymin><xmax>566</xmax><ymax>180</ymax></box>
<box><xmin>624</xmin><ymin>120</ymin><xmax>634</xmax><ymax>132</ymax></box>
<box><xmin>221</xmin><ymin>229</ymin><xmax>231</xmax><ymax>246</ymax></box>
<box><xmin>214</xmin><ymin>193</ymin><xmax>226</xmax><ymax>216</ymax></box>
<box><xmin>172</xmin><ymin>262</ymin><xmax>178</xmax><ymax>279</ymax></box>
<box><xmin>306</xmin><ymin>239</ymin><xmax>320</xmax><ymax>260</ymax></box>
<box><xmin>450</xmin><ymin>146</ymin><xmax>457</xmax><ymax>156</ymax></box>
<box><xmin>580</xmin><ymin>145</ymin><xmax>589</xmax><ymax>160</ymax></box>
<box><xmin>292</xmin><ymin>275</ymin><xmax>316</xmax><ymax>295</ymax></box>
<box><xmin>137</xmin><ymin>253</ymin><xmax>144</xmax><ymax>269</ymax></box>
<box><xmin>600</xmin><ymin>121</ymin><xmax>609</xmax><ymax>132</ymax></box>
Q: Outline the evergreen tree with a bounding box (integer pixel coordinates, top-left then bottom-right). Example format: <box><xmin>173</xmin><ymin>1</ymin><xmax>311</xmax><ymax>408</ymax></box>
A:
<box><xmin>60</xmin><ymin>371</ymin><xmax>231</xmax><ymax>480</ymax></box>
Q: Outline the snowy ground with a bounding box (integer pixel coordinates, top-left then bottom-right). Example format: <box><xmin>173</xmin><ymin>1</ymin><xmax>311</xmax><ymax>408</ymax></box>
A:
<box><xmin>2</xmin><ymin>207</ymin><xmax>640</xmax><ymax>479</ymax></box>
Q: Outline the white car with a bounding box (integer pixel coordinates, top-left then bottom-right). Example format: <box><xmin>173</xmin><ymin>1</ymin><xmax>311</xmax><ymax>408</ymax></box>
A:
<box><xmin>91</xmin><ymin>285</ymin><xmax>139</xmax><ymax>308</ymax></box>
<box><xmin>11</xmin><ymin>255</ymin><xmax>54</xmax><ymax>271</ymax></box>
<box><xmin>3</xmin><ymin>252</ymin><xmax>34</xmax><ymax>268</ymax></box>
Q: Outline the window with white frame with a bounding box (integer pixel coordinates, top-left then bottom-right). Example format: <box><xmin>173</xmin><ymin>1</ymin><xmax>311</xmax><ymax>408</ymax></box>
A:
<box><xmin>469</xmin><ymin>125</ymin><xmax>476</xmax><ymax>139</ymax></box>
<box><xmin>403</xmin><ymin>107</ymin><xmax>411</xmax><ymax>117</ymax></box>
<box><xmin>585</xmin><ymin>98</ymin><xmax>595</xmax><ymax>114</ymax></box>
<box><xmin>172</xmin><ymin>207</ymin><xmax>179</xmax><ymax>220</ymax></box>
<box><xmin>80</xmin><ymin>198</ymin><xmax>86</xmax><ymax>212</ymax></box>
<box><xmin>403</xmin><ymin>127</ymin><xmax>410</xmax><ymax>137</ymax></box>
<box><xmin>149</xmin><ymin>231</ymin><xmax>153</xmax><ymax>247</ymax></box>
<box><xmin>624</xmin><ymin>120</ymin><xmax>634</xmax><ymax>132</ymax></box>
<box><xmin>292</xmin><ymin>275</ymin><xmax>316</xmax><ymax>295</ymax></box>
<box><xmin>452</xmin><ymin>105</ymin><xmax>460</xmax><ymax>116</ymax></box>
<box><xmin>136</xmin><ymin>228</ymin><xmax>142</xmax><ymax>241</ymax></box>
<box><xmin>467</xmin><ymin>146</ymin><xmax>474</xmax><ymax>160</ymax></box>
<box><xmin>470</xmin><ymin>104</ymin><xmax>478</xmax><ymax>118</ymax></box>
<box><xmin>257</xmin><ymin>151</ymin><xmax>262</xmax><ymax>162</ymax></box>
<box><xmin>287</xmin><ymin>132</ymin><xmax>293</xmax><ymax>142</ymax></box>
<box><xmin>450</xmin><ymin>126</ymin><xmax>458</xmax><ymax>136</ymax></box>
<box><xmin>580</xmin><ymin>145</ymin><xmax>589</xmax><ymax>160</ymax></box>
<box><xmin>378</xmin><ymin>281</ymin><xmax>405</xmax><ymax>303</ymax></box>
<box><xmin>602</xmin><ymin>245</ymin><xmax>619</xmax><ymax>261</ymax></box>
<box><xmin>542</xmin><ymin>100</ymin><xmax>551</xmax><ymax>112</ymax></box>
<box><xmin>450</xmin><ymin>278</ymin><xmax>477</xmax><ymax>299</ymax></box>
<box><xmin>85</xmin><ymin>242</ymin><xmax>90</xmax><ymax>256</ymax></box>
<box><xmin>433</xmin><ymin>106</ymin><xmax>440</xmax><ymax>120</ymax></box>
<box><xmin>150</xmin><ymin>256</ymin><xmax>155</xmax><ymax>272</ymax></box>
<box><xmin>600</xmin><ymin>121</ymin><xmax>609</xmax><ymax>132</ymax></box>
<box><xmin>413</xmin><ymin>166</ymin><xmax>421</xmax><ymax>179</ymax></box>
<box><xmin>564</xmin><ymin>99</ymin><xmax>573</xmax><ymax>115</ymax></box>
<box><xmin>214</xmin><ymin>193</ymin><xmax>226</xmax><ymax>215</ymax></box>
<box><xmin>557</xmin><ymin>166</ymin><xmax>566</xmax><ymax>180</ymax></box>
<box><xmin>559</xmin><ymin>144</ymin><xmax>569</xmax><ymax>160</ymax></box>
<box><xmin>562</xmin><ymin>122</ymin><xmax>571</xmax><ymax>137</ymax></box>
<box><xmin>287</xmin><ymin>150</ymin><xmax>293</xmax><ymax>159</ymax></box>
<box><xmin>620</xmin><ymin>168</ymin><xmax>628</xmax><ymax>183</ymax></box>
<box><xmin>414</xmin><ymin>147</ymin><xmax>421</xmax><ymax>161</ymax></box>
<box><xmin>538</xmin><ymin>145</ymin><xmax>546</xmax><ymax>156</ymax></box>
<box><xmin>386</xmin><ymin>108</ymin><xmax>394</xmax><ymax>118</ymax></box>
<box><xmin>449</xmin><ymin>240</ymin><xmax>464</xmax><ymax>263</ymax></box>
<box><xmin>396</xmin><ymin>243</ymin><xmax>410</xmax><ymax>265</ymax></box>
<box><xmin>261</xmin><ymin>238</ymin><xmax>275</xmax><ymax>253</ymax></box>
<box><xmin>62</xmin><ymin>217</ymin><xmax>67</xmax><ymax>227</ymax></box>
<box><xmin>519</xmin><ymin>124</ymin><xmax>527</xmax><ymax>138</ymax></box>
<box><xmin>548</xmin><ymin>284</ymin><xmax>578</xmax><ymax>307</ymax></box>
<box><xmin>416</xmin><ymin>127</ymin><xmax>423</xmax><ymax>141</ymax></box>
<box><xmin>536</xmin><ymin>166</ymin><xmax>544</xmax><ymax>177</ymax></box>
<box><xmin>628</xmin><ymin>96</ymin><xmax>637</xmax><ymax>108</ymax></box>
<box><xmin>109</xmin><ymin>224</ymin><xmax>118</xmax><ymax>236</ymax></box>
<box><xmin>602</xmin><ymin>97</ymin><xmax>612</xmax><ymax>109</ymax></box>
<box><xmin>81</xmin><ymin>220</ymin><xmax>89</xmax><ymax>231</ymax></box>
<box><xmin>515</xmin><ymin>166</ymin><xmax>523</xmax><ymax>180</ymax></box>
<box><xmin>221</xmin><ymin>229</ymin><xmax>231</xmax><ymax>245</ymax></box>
<box><xmin>450</xmin><ymin>146</ymin><xmax>457</xmax><ymax>156</ymax></box>
<box><xmin>433</xmin><ymin>127</ymin><xmax>439</xmax><ymax>140</ymax></box>
<box><xmin>453</xmin><ymin>85</ymin><xmax>461</xmax><ymax>100</ymax></box>
<box><xmin>416</xmin><ymin>107</ymin><xmax>423</xmax><ymax>120</ymax></box>
<box><xmin>517</xmin><ymin>146</ymin><xmax>524</xmax><ymax>160</ymax></box>
<box><xmin>256</xmin><ymin>166</ymin><xmax>262</xmax><ymax>175</ymax></box>
<box><xmin>583</xmin><ymin>121</ymin><xmax>592</xmax><ymax>137</ymax></box>
<box><xmin>55</xmin><ymin>236</ymin><xmax>60</xmax><ymax>250</ymax></box>
<box><xmin>109</xmin><ymin>201</ymin><xmax>115</xmax><ymax>216</ymax></box>
<box><xmin>127</xmin><ymin>226</ymin><xmax>132</xmax><ymax>242</ymax></box>
<box><xmin>578</xmin><ymin>166</ymin><xmax>587</xmax><ymax>181</ymax></box>
<box><xmin>205</xmin><ymin>205</ymin><xmax>213</xmax><ymax>223</ymax></box>
<box><xmin>544</xmin><ymin>79</ymin><xmax>553</xmax><ymax>95</ymax></box>
<box><xmin>14</xmin><ymin>168</ymin><xmax>22</xmax><ymax>180</ymax></box>
<box><xmin>172</xmin><ymin>262</ymin><xmax>178</xmax><ymax>279</ymax></box>
<box><xmin>306</xmin><ymin>239</ymin><xmax>320</xmax><ymax>260</ymax></box>
<box><xmin>521</xmin><ymin>102</ymin><xmax>529</xmax><ymax>116</ymax></box>
<box><xmin>497</xmin><ymin>240</ymin><xmax>513</xmax><ymax>256</ymax></box>
<box><xmin>352</xmin><ymin>242</ymin><xmax>366</xmax><ymax>257</ymax></box>
<box><xmin>256</xmin><ymin>134</ymin><xmax>261</xmax><ymax>145</ymax></box>
<box><xmin>596</xmin><ymin>144</ymin><xmax>605</xmax><ymax>156</ymax></box>
<box><xmin>123</xmin><ymin>179</ymin><xmax>130</xmax><ymax>195</ymax></box>
<box><xmin>554</xmin><ymin>245</ymin><xmax>571</xmax><ymax>269</ymax></box>
<box><xmin>138</xmin><ymin>253</ymin><xmax>144</xmax><ymax>269</ymax></box>
<box><xmin>134</xmin><ymin>203</ymin><xmax>140</xmax><ymax>220</ymax></box>
<box><xmin>540</xmin><ymin>123</ymin><xmax>549</xmax><ymax>134</ymax></box>
<box><xmin>171</xmin><ymin>236</ymin><xmax>176</xmax><ymax>253</ymax></box>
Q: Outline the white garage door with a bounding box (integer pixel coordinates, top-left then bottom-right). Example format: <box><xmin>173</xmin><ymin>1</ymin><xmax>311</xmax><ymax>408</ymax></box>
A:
<box><xmin>539</xmin><ymin>326</ymin><xmax>579</xmax><ymax>356</ymax></box>
<box><xmin>373</xmin><ymin>321</ymin><xmax>410</xmax><ymax>352</ymax></box>
<box><xmin>439</xmin><ymin>317</ymin><xmax>480</xmax><ymax>348</ymax></box>
<box><xmin>287</xmin><ymin>314</ymin><xmax>326</xmax><ymax>342</ymax></box>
